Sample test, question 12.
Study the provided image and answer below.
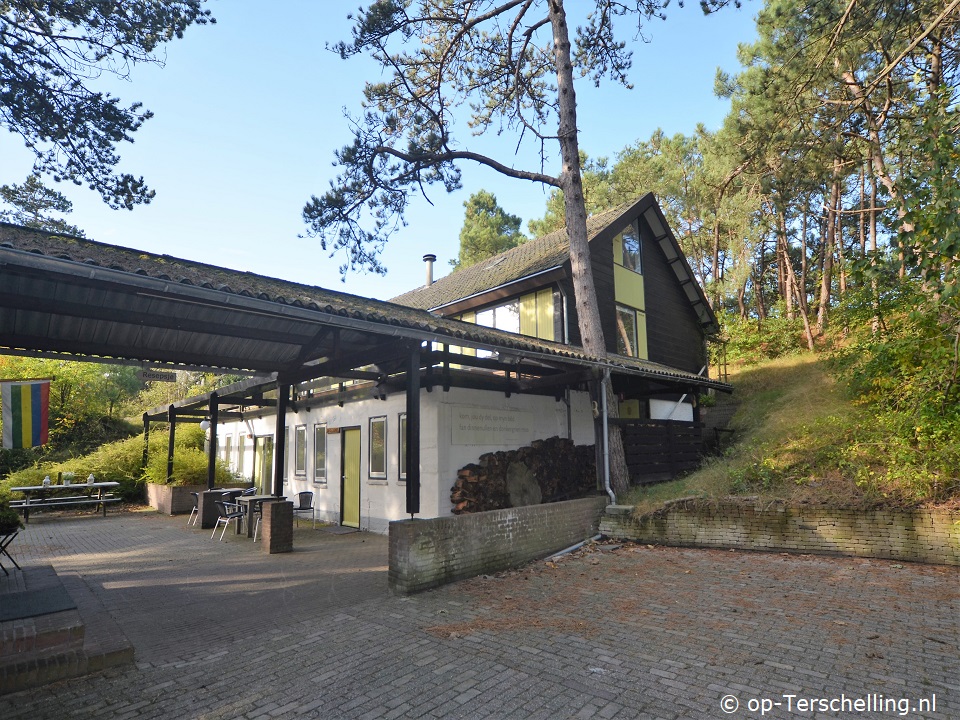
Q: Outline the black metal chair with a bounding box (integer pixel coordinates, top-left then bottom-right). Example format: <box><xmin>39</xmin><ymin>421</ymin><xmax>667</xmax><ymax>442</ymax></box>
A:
<box><xmin>252</xmin><ymin>499</ymin><xmax>264</xmax><ymax>542</ymax></box>
<box><xmin>211</xmin><ymin>500</ymin><xmax>245</xmax><ymax>541</ymax></box>
<box><xmin>292</xmin><ymin>491</ymin><xmax>315</xmax><ymax>528</ymax></box>
<box><xmin>187</xmin><ymin>492</ymin><xmax>200</xmax><ymax>527</ymax></box>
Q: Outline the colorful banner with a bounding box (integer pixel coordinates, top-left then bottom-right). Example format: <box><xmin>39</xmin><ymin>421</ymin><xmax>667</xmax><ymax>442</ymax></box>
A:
<box><xmin>1</xmin><ymin>381</ymin><xmax>50</xmax><ymax>449</ymax></box>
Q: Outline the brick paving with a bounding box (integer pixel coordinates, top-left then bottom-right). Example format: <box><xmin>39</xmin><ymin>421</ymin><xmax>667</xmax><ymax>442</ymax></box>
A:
<box><xmin>0</xmin><ymin>508</ymin><xmax>957</xmax><ymax>719</ymax></box>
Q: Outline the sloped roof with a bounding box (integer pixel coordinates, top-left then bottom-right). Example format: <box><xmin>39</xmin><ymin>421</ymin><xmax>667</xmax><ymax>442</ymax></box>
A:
<box><xmin>0</xmin><ymin>222</ymin><xmax>730</xmax><ymax>391</ymax></box>
<box><xmin>392</xmin><ymin>203</ymin><xmax>634</xmax><ymax>310</ymax></box>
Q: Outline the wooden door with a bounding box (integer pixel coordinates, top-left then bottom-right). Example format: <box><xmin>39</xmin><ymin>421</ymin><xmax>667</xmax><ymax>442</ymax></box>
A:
<box><xmin>340</xmin><ymin>427</ymin><xmax>360</xmax><ymax>528</ymax></box>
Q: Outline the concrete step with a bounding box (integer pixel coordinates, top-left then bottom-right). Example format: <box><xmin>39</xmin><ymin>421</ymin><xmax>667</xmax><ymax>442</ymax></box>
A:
<box><xmin>0</xmin><ymin>566</ymin><xmax>133</xmax><ymax>695</ymax></box>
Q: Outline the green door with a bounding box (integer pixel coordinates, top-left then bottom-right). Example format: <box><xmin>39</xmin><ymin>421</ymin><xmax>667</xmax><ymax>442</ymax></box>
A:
<box><xmin>341</xmin><ymin>427</ymin><xmax>360</xmax><ymax>528</ymax></box>
<box><xmin>253</xmin><ymin>436</ymin><xmax>274</xmax><ymax>494</ymax></box>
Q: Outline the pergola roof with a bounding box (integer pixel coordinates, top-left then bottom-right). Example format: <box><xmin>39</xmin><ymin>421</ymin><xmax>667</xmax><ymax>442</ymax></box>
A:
<box><xmin>0</xmin><ymin>222</ymin><xmax>730</xmax><ymax>392</ymax></box>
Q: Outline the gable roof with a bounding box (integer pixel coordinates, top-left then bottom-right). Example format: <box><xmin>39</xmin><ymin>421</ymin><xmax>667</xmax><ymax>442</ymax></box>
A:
<box><xmin>390</xmin><ymin>193</ymin><xmax>719</xmax><ymax>335</ymax></box>
<box><xmin>391</xmin><ymin>202</ymin><xmax>633</xmax><ymax>311</ymax></box>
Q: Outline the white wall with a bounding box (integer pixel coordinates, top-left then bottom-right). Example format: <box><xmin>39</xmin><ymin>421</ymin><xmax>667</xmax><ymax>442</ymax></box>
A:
<box><xmin>215</xmin><ymin>386</ymin><xmax>595</xmax><ymax>533</ymax></box>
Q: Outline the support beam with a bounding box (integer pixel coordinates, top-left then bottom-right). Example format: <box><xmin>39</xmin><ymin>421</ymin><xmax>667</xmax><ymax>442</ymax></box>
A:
<box><xmin>206</xmin><ymin>392</ymin><xmax>219</xmax><ymax>490</ymax></box>
<box><xmin>405</xmin><ymin>344</ymin><xmax>421</xmax><ymax>516</ymax></box>
<box><xmin>166</xmin><ymin>405</ymin><xmax>176</xmax><ymax>484</ymax></box>
<box><xmin>141</xmin><ymin>413</ymin><xmax>150</xmax><ymax>475</ymax></box>
<box><xmin>273</xmin><ymin>384</ymin><xmax>289</xmax><ymax>496</ymax></box>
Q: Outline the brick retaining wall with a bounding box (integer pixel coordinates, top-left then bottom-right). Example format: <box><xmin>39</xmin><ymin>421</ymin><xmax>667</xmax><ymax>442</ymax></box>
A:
<box><xmin>389</xmin><ymin>496</ymin><xmax>610</xmax><ymax>594</ymax></box>
<box><xmin>600</xmin><ymin>500</ymin><xmax>960</xmax><ymax>565</ymax></box>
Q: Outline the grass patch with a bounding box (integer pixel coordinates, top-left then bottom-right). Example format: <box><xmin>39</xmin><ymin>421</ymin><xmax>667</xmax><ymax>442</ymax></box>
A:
<box><xmin>621</xmin><ymin>353</ymin><xmax>960</xmax><ymax>516</ymax></box>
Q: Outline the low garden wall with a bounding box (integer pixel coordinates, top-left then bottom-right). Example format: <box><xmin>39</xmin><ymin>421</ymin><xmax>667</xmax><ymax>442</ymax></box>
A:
<box><xmin>600</xmin><ymin>499</ymin><xmax>960</xmax><ymax>566</ymax></box>
<box><xmin>389</xmin><ymin>496</ymin><xmax>610</xmax><ymax>594</ymax></box>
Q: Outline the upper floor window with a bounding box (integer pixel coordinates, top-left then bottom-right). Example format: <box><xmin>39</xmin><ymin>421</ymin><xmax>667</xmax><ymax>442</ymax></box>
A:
<box><xmin>475</xmin><ymin>300</ymin><xmax>520</xmax><ymax>334</ymax></box>
<box><xmin>617</xmin><ymin>304</ymin><xmax>638</xmax><ymax>357</ymax></box>
<box><xmin>615</xmin><ymin>224</ymin><xmax>642</xmax><ymax>275</ymax></box>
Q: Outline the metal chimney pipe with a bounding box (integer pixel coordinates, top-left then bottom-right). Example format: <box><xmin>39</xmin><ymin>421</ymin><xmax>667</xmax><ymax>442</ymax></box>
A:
<box><xmin>423</xmin><ymin>254</ymin><xmax>437</xmax><ymax>287</ymax></box>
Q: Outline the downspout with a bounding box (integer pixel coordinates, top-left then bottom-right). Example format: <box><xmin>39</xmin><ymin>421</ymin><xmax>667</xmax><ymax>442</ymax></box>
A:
<box><xmin>601</xmin><ymin>369</ymin><xmax>615</xmax><ymax>503</ymax></box>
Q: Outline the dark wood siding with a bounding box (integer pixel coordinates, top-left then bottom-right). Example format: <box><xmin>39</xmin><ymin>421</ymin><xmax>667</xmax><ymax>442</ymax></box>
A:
<box><xmin>639</xmin><ymin>216</ymin><xmax>706</xmax><ymax>373</ymax></box>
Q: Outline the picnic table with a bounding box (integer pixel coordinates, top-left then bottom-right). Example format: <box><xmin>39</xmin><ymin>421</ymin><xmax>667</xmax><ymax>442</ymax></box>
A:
<box><xmin>9</xmin><ymin>481</ymin><xmax>121</xmax><ymax>523</ymax></box>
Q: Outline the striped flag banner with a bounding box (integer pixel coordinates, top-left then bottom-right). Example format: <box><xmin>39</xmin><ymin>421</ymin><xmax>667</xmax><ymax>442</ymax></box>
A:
<box><xmin>1</xmin><ymin>380</ymin><xmax>51</xmax><ymax>449</ymax></box>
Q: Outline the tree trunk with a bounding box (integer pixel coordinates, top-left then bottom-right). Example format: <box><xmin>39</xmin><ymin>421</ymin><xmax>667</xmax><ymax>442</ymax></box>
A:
<box><xmin>548</xmin><ymin>0</ymin><xmax>628</xmax><ymax>498</ymax></box>
<box><xmin>816</xmin><ymin>172</ymin><xmax>840</xmax><ymax>335</ymax></box>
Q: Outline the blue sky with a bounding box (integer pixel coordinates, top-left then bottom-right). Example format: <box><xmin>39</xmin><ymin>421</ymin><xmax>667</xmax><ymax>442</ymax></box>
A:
<box><xmin>1</xmin><ymin>1</ymin><xmax>758</xmax><ymax>301</ymax></box>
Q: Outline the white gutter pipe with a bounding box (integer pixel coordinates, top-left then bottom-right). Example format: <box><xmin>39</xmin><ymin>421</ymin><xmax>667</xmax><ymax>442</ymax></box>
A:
<box><xmin>601</xmin><ymin>368</ymin><xmax>615</xmax><ymax>503</ymax></box>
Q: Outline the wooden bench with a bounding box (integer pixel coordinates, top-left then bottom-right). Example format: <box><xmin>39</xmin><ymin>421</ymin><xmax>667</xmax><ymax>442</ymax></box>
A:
<box><xmin>9</xmin><ymin>482</ymin><xmax>122</xmax><ymax>523</ymax></box>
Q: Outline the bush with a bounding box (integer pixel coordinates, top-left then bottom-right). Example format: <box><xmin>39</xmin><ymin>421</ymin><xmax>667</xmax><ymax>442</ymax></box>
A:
<box><xmin>0</xmin><ymin>423</ymin><xmax>229</xmax><ymax>502</ymax></box>
<box><xmin>144</xmin><ymin>447</ymin><xmax>233</xmax><ymax>487</ymax></box>
<box><xmin>717</xmin><ymin>308</ymin><xmax>808</xmax><ymax>366</ymax></box>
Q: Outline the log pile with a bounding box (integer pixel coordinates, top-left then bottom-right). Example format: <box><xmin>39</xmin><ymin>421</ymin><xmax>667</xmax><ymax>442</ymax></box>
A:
<box><xmin>450</xmin><ymin>436</ymin><xmax>597</xmax><ymax>514</ymax></box>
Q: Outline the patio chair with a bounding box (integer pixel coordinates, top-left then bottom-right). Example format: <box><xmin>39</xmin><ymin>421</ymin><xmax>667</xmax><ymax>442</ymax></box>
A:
<box><xmin>252</xmin><ymin>499</ymin><xmax>264</xmax><ymax>542</ymax></box>
<box><xmin>187</xmin><ymin>492</ymin><xmax>200</xmax><ymax>527</ymax></box>
<box><xmin>211</xmin><ymin>500</ymin><xmax>245</xmax><ymax>541</ymax></box>
<box><xmin>292</xmin><ymin>491</ymin><xmax>315</xmax><ymax>528</ymax></box>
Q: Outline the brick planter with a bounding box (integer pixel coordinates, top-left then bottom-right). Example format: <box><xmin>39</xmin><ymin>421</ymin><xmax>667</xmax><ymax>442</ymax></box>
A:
<box><xmin>146</xmin><ymin>484</ymin><xmax>206</xmax><ymax>516</ymax></box>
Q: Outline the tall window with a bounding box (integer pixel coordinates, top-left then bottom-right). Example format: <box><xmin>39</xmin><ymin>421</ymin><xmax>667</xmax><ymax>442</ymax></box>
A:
<box><xmin>222</xmin><ymin>434</ymin><xmax>233</xmax><ymax>468</ymax></box>
<box><xmin>238</xmin><ymin>434</ymin><xmax>246</xmax><ymax>476</ymax></box>
<box><xmin>620</xmin><ymin>225</ymin><xmax>642</xmax><ymax>274</ymax></box>
<box><xmin>369</xmin><ymin>416</ymin><xmax>387</xmax><ymax>479</ymax></box>
<box><xmin>617</xmin><ymin>304</ymin><xmax>639</xmax><ymax>357</ymax></box>
<box><xmin>294</xmin><ymin>425</ymin><xmax>307</xmax><ymax>476</ymax></box>
<box><xmin>313</xmin><ymin>423</ymin><xmax>327</xmax><ymax>483</ymax></box>
<box><xmin>398</xmin><ymin>413</ymin><xmax>407</xmax><ymax>481</ymax></box>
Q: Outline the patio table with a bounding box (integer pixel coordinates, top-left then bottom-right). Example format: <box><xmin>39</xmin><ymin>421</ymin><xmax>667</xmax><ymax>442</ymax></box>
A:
<box><xmin>236</xmin><ymin>495</ymin><xmax>285</xmax><ymax>538</ymax></box>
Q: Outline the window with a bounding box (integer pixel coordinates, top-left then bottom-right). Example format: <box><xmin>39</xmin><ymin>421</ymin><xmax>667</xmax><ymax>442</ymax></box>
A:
<box><xmin>398</xmin><ymin>413</ymin><xmax>407</xmax><ymax>481</ymax></box>
<box><xmin>222</xmin><ymin>434</ymin><xmax>233</xmax><ymax>467</ymax></box>
<box><xmin>313</xmin><ymin>423</ymin><xmax>327</xmax><ymax>483</ymax></box>
<box><xmin>238</xmin><ymin>434</ymin><xmax>246</xmax><ymax>476</ymax></box>
<box><xmin>617</xmin><ymin>304</ymin><xmax>638</xmax><ymax>357</ymax></box>
<box><xmin>369</xmin><ymin>416</ymin><xmax>386</xmax><ymax>479</ymax></box>
<box><xmin>294</xmin><ymin>425</ymin><xmax>307</xmax><ymax>476</ymax></box>
<box><xmin>620</xmin><ymin>225</ymin><xmax>642</xmax><ymax>274</ymax></box>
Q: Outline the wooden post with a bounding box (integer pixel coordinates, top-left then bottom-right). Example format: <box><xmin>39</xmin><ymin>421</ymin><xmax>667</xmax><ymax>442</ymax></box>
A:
<box><xmin>141</xmin><ymin>413</ymin><xmax>150</xmax><ymax>475</ymax></box>
<box><xmin>405</xmin><ymin>344</ymin><xmax>421</xmax><ymax>516</ymax></box>
<box><xmin>273</xmin><ymin>384</ymin><xmax>289</xmax><ymax>496</ymax></box>
<box><xmin>206</xmin><ymin>392</ymin><xmax>219</xmax><ymax>490</ymax></box>
<box><xmin>166</xmin><ymin>405</ymin><xmax>176</xmax><ymax>484</ymax></box>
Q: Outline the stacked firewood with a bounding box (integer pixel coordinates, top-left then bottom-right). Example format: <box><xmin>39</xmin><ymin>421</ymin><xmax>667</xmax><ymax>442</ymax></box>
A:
<box><xmin>450</xmin><ymin>436</ymin><xmax>596</xmax><ymax>514</ymax></box>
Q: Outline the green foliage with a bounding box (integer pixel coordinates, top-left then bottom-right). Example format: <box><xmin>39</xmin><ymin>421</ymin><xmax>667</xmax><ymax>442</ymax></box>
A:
<box><xmin>0</xmin><ymin>505</ymin><xmax>23</xmax><ymax>534</ymax></box>
<box><xmin>0</xmin><ymin>423</ymin><xmax>221</xmax><ymax>502</ymax></box>
<box><xmin>0</xmin><ymin>172</ymin><xmax>86</xmax><ymax>236</ymax></box>
<box><xmin>143</xmin><ymin>447</ymin><xmax>232</xmax><ymax>487</ymax></box>
<box><xmin>451</xmin><ymin>191</ymin><xmax>525</xmax><ymax>271</ymax></box>
<box><xmin>716</xmin><ymin>307</ymin><xmax>808</xmax><ymax>365</ymax></box>
<box><xmin>1</xmin><ymin>1</ymin><xmax>214</xmax><ymax>208</ymax></box>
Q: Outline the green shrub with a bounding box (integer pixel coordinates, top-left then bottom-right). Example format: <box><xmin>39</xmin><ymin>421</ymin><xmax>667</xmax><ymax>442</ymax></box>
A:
<box><xmin>0</xmin><ymin>423</ymin><xmax>226</xmax><ymax>502</ymax></box>
<box><xmin>143</xmin><ymin>447</ymin><xmax>233</xmax><ymax>487</ymax></box>
<box><xmin>717</xmin><ymin>308</ymin><xmax>808</xmax><ymax>366</ymax></box>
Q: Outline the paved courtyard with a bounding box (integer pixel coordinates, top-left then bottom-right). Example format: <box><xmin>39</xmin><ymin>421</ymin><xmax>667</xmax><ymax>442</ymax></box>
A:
<box><xmin>0</xmin><ymin>508</ymin><xmax>957</xmax><ymax>719</ymax></box>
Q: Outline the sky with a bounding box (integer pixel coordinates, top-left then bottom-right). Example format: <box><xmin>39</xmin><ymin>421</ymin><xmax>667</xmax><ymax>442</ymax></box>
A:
<box><xmin>1</xmin><ymin>1</ymin><xmax>759</xmax><ymax>302</ymax></box>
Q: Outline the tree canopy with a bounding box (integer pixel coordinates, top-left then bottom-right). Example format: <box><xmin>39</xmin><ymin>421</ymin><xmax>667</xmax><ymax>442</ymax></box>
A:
<box><xmin>0</xmin><ymin>0</ymin><xmax>214</xmax><ymax>209</ymax></box>
<box><xmin>0</xmin><ymin>172</ymin><xmax>85</xmax><ymax>236</ymax></box>
<box><xmin>451</xmin><ymin>191</ymin><xmax>525</xmax><ymax>271</ymax></box>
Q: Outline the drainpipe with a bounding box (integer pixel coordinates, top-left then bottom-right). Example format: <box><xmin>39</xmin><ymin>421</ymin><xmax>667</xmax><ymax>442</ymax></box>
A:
<box><xmin>601</xmin><ymin>369</ymin><xmax>615</xmax><ymax>503</ymax></box>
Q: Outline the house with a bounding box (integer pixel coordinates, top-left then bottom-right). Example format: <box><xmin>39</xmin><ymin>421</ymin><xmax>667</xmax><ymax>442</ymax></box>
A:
<box><xmin>0</xmin><ymin>198</ymin><xmax>727</xmax><ymax>535</ymax></box>
<box><xmin>392</xmin><ymin>193</ymin><xmax>720</xmax><ymax>422</ymax></box>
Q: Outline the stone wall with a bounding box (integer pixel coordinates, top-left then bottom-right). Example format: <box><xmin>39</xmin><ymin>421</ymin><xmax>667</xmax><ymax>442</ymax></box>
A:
<box><xmin>389</xmin><ymin>496</ymin><xmax>610</xmax><ymax>593</ymax></box>
<box><xmin>601</xmin><ymin>500</ymin><xmax>960</xmax><ymax>566</ymax></box>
